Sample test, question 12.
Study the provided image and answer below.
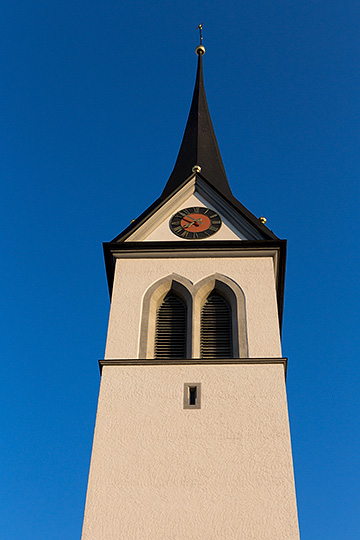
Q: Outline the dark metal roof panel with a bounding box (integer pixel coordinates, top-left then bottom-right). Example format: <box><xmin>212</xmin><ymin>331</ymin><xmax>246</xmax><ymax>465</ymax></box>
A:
<box><xmin>162</xmin><ymin>53</ymin><xmax>232</xmax><ymax>199</ymax></box>
<box><xmin>109</xmin><ymin>51</ymin><xmax>279</xmax><ymax>244</ymax></box>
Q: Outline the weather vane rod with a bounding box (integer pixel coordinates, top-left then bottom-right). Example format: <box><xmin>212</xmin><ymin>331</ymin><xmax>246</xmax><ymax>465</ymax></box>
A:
<box><xmin>197</xmin><ymin>23</ymin><xmax>204</xmax><ymax>45</ymax></box>
<box><xmin>195</xmin><ymin>23</ymin><xmax>205</xmax><ymax>55</ymax></box>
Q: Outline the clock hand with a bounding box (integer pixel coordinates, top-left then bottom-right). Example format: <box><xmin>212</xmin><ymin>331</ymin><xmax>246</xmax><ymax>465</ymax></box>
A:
<box><xmin>183</xmin><ymin>218</ymin><xmax>202</xmax><ymax>228</ymax></box>
<box><xmin>183</xmin><ymin>217</ymin><xmax>202</xmax><ymax>224</ymax></box>
<box><xmin>183</xmin><ymin>216</ymin><xmax>202</xmax><ymax>223</ymax></box>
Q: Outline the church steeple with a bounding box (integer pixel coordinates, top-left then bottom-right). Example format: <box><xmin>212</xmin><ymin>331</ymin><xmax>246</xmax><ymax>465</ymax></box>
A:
<box><xmin>82</xmin><ymin>37</ymin><xmax>300</xmax><ymax>540</ymax></box>
<box><xmin>162</xmin><ymin>46</ymin><xmax>233</xmax><ymax>199</ymax></box>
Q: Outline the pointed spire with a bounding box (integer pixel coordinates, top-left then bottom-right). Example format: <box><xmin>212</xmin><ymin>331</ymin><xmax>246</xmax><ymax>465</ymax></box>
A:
<box><xmin>162</xmin><ymin>44</ymin><xmax>233</xmax><ymax>198</ymax></box>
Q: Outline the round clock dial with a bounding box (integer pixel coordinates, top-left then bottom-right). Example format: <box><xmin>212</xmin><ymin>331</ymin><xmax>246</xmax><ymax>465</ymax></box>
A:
<box><xmin>169</xmin><ymin>207</ymin><xmax>222</xmax><ymax>239</ymax></box>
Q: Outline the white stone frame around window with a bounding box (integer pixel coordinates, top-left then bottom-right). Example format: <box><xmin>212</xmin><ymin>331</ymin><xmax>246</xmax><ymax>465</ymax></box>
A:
<box><xmin>138</xmin><ymin>274</ymin><xmax>193</xmax><ymax>359</ymax></box>
<box><xmin>138</xmin><ymin>273</ymin><xmax>248</xmax><ymax>359</ymax></box>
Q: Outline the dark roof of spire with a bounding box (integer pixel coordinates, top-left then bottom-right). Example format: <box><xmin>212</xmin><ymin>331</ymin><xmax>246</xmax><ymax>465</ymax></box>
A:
<box><xmin>109</xmin><ymin>49</ymin><xmax>279</xmax><ymax>244</ymax></box>
<box><xmin>162</xmin><ymin>53</ymin><xmax>233</xmax><ymax>198</ymax></box>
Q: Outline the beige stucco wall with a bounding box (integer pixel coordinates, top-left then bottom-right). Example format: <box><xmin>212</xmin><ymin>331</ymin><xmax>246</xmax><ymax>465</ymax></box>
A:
<box><xmin>81</xmin><ymin>363</ymin><xmax>299</xmax><ymax>540</ymax></box>
<box><xmin>105</xmin><ymin>255</ymin><xmax>282</xmax><ymax>359</ymax></box>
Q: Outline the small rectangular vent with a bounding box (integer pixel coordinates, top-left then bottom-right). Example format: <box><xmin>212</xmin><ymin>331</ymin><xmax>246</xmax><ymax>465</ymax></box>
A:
<box><xmin>184</xmin><ymin>383</ymin><xmax>201</xmax><ymax>409</ymax></box>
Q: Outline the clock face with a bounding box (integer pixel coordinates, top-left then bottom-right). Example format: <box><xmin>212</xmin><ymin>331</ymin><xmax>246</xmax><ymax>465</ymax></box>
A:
<box><xmin>169</xmin><ymin>207</ymin><xmax>222</xmax><ymax>239</ymax></box>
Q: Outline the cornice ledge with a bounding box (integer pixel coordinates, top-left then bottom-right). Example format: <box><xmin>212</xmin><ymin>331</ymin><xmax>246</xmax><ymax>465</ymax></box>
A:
<box><xmin>99</xmin><ymin>357</ymin><xmax>288</xmax><ymax>377</ymax></box>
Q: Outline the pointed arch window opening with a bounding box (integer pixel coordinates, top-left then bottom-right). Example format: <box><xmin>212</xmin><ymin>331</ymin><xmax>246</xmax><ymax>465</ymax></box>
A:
<box><xmin>200</xmin><ymin>290</ymin><xmax>233</xmax><ymax>359</ymax></box>
<box><xmin>154</xmin><ymin>291</ymin><xmax>187</xmax><ymax>359</ymax></box>
<box><xmin>139</xmin><ymin>273</ymin><xmax>248</xmax><ymax>360</ymax></box>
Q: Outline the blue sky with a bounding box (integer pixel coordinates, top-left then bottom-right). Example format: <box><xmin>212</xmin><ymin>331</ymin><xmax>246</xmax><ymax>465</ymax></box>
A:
<box><xmin>1</xmin><ymin>1</ymin><xmax>360</xmax><ymax>538</ymax></box>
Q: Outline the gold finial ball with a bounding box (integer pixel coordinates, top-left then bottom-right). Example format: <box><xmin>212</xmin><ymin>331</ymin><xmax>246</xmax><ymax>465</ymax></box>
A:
<box><xmin>195</xmin><ymin>45</ymin><xmax>205</xmax><ymax>56</ymax></box>
<box><xmin>259</xmin><ymin>216</ymin><xmax>267</xmax><ymax>224</ymax></box>
<box><xmin>192</xmin><ymin>165</ymin><xmax>202</xmax><ymax>173</ymax></box>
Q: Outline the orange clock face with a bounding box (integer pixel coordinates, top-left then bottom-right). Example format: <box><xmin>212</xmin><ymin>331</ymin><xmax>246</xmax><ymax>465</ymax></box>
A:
<box><xmin>170</xmin><ymin>207</ymin><xmax>222</xmax><ymax>239</ymax></box>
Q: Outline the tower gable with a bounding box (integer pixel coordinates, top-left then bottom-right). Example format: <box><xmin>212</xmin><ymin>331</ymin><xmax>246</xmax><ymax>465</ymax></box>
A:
<box><xmin>123</xmin><ymin>175</ymin><xmax>270</xmax><ymax>242</ymax></box>
<box><xmin>112</xmin><ymin>173</ymin><xmax>277</xmax><ymax>244</ymax></box>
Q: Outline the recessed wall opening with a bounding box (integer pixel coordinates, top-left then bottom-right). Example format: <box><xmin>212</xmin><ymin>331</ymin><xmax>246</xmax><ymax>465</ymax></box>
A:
<box><xmin>184</xmin><ymin>383</ymin><xmax>201</xmax><ymax>409</ymax></box>
<box><xmin>200</xmin><ymin>290</ymin><xmax>232</xmax><ymax>358</ymax></box>
<box><xmin>189</xmin><ymin>386</ymin><xmax>197</xmax><ymax>405</ymax></box>
<box><xmin>155</xmin><ymin>291</ymin><xmax>187</xmax><ymax>358</ymax></box>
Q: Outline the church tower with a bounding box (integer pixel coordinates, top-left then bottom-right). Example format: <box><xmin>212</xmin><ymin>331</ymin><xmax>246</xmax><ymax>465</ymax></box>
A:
<box><xmin>81</xmin><ymin>40</ymin><xmax>300</xmax><ymax>540</ymax></box>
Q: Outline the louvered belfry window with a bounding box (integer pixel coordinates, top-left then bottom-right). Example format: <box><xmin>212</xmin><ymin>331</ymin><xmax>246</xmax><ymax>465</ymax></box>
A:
<box><xmin>200</xmin><ymin>291</ymin><xmax>232</xmax><ymax>358</ymax></box>
<box><xmin>154</xmin><ymin>292</ymin><xmax>187</xmax><ymax>358</ymax></box>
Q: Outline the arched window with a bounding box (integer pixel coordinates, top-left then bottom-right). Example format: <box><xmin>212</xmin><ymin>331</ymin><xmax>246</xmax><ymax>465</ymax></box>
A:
<box><xmin>200</xmin><ymin>291</ymin><xmax>232</xmax><ymax>358</ymax></box>
<box><xmin>154</xmin><ymin>291</ymin><xmax>187</xmax><ymax>358</ymax></box>
<box><xmin>139</xmin><ymin>273</ymin><xmax>246</xmax><ymax>360</ymax></box>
